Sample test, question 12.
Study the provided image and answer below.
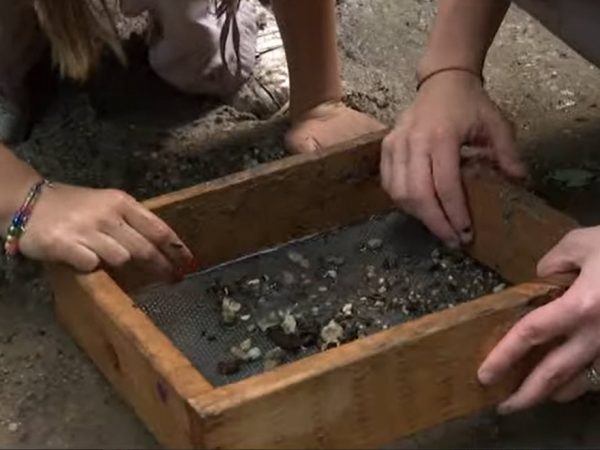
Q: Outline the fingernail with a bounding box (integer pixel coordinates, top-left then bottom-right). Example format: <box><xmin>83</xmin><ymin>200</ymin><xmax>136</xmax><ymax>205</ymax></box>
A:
<box><xmin>478</xmin><ymin>368</ymin><xmax>493</xmax><ymax>386</ymax></box>
<box><xmin>460</xmin><ymin>227</ymin><xmax>473</xmax><ymax>244</ymax></box>
<box><xmin>497</xmin><ymin>402</ymin><xmax>513</xmax><ymax>415</ymax></box>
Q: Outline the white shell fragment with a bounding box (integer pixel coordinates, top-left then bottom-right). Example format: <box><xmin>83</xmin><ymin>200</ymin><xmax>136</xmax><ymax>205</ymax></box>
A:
<box><xmin>287</xmin><ymin>251</ymin><xmax>310</xmax><ymax>269</ymax></box>
<box><xmin>222</xmin><ymin>297</ymin><xmax>242</xmax><ymax>324</ymax></box>
<box><xmin>321</xmin><ymin>320</ymin><xmax>344</xmax><ymax>348</ymax></box>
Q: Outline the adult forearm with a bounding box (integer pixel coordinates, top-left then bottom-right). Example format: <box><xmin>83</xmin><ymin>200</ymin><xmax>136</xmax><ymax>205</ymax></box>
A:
<box><xmin>0</xmin><ymin>144</ymin><xmax>42</xmax><ymax>233</ymax></box>
<box><xmin>418</xmin><ymin>0</ymin><xmax>510</xmax><ymax>79</ymax></box>
<box><xmin>272</xmin><ymin>0</ymin><xmax>343</xmax><ymax>119</ymax></box>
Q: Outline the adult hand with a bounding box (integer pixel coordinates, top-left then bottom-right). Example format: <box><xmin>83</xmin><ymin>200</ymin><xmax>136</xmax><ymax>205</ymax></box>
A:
<box><xmin>381</xmin><ymin>71</ymin><xmax>526</xmax><ymax>248</ymax></box>
<box><xmin>478</xmin><ymin>226</ymin><xmax>600</xmax><ymax>414</ymax></box>
<box><xmin>285</xmin><ymin>101</ymin><xmax>386</xmax><ymax>154</ymax></box>
<box><xmin>19</xmin><ymin>183</ymin><xmax>195</xmax><ymax>282</ymax></box>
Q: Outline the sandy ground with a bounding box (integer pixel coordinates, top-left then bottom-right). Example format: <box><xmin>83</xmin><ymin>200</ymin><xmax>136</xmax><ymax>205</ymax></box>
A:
<box><xmin>2</xmin><ymin>0</ymin><xmax>600</xmax><ymax>448</ymax></box>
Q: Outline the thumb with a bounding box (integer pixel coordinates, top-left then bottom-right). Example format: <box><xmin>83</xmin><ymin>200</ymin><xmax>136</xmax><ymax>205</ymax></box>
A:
<box><xmin>487</xmin><ymin>113</ymin><xmax>527</xmax><ymax>179</ymax></box>
<box><xmin>537</xmin><ymin>231</ymin><xmax>584</xmax><ymax>278</ymax></box>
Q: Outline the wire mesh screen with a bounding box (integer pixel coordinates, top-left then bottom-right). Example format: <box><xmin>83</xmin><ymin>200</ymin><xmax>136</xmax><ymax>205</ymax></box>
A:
<box><xmin>134</xmin><ymin>212</ymin><xmax>505</xmax><ymax>387</ymax></box>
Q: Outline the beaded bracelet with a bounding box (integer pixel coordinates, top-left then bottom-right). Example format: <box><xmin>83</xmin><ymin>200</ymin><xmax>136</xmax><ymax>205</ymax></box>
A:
<box><xmin>4</xmin><ymin>179</ymin><xmax>52</xmax><ymax>257</ymax></box>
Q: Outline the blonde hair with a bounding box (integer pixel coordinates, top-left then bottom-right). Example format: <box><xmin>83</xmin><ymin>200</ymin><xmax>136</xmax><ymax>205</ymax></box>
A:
<box><xmin>32</xmin><ymin>0</ymin><xmax>242</xmax><ymax>82</ymax></box>
<box><xmin>32</xmin><ymin>0</ymin><xmax>126</xmax><ymax>82</ymax></box>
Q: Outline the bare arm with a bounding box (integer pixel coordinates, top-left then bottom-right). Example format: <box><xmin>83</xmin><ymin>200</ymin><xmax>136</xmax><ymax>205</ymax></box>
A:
<box><xmin>418</xmin><ymin>0</ymin><xmax>510</xmax><ymax>80</ymax></box>
<box><xmin>271</xmin><ymin>0</ymin><xmax>342</xmax><ymax>120</ymax></box>
<box><xmin>381</xmin><ymin>0</ymin><xmax>524</xmax><ymax>249</ymax></box>
<box><xmin>0</xmin><ymin>144</ymin><xmax>42</xmax><ymax>233</ymax></box>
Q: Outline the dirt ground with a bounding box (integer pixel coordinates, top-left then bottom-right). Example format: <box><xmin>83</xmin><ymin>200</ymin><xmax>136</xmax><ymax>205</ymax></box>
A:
<box><xmin>2</xmin><ymin>0</ymin><xmax>600</xmax><ymax>448</ymax></box>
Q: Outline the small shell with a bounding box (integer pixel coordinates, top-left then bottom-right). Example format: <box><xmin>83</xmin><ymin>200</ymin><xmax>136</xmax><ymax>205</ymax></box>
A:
<box><xmin>342</xmin><ymin>303</ymin><xmax>353</xmax><ymax>317</ymax></box>
<box><xmin>321</xmin><ymin>320</ymin><xmax>344</xmax><ymax>347</ymax></box>
<box><xmin>281</xmin><ymin>313</ymin><xmax>297</xmax><ymax>335</ymax></box>
<box><xmin>287</xmin><ymin>251</ymin><xmax>310</xmax><ymax>269</ymax></box>
<box><xmin>239</xmin><ymin>338</ymin><xmax>253</xmax><ymax>352</ymax></box>
<box><xmin>247</xmin><ymin>347</ymin><xmax>263</xmax><ymax>361</ymax></box>
<box><xmin>367</xmin><ymin>238</ymin><xmax>383</xmax><ymax>250</ymax></box>
<box><xmin>222</xmin><ymin>297</ymin><xmax>242</xmax><ymax>324</ymax></box>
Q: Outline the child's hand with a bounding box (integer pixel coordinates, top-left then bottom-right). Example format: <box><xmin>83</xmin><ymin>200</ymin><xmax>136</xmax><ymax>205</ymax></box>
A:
<box><xmin>19</xmin><ymin>183</ymin><xmax>195</xmax><ymax>282</ymax></box>
<box><xmin>380</xmin><ymin>71</ymin><xmax>525</xmax><ymax>248</ymax></box>
<box><xmin>479</xmin><ymin>227</ymin><xmax>600</xmax><ymax>413</ymax></box>
<box><xmin>285</xmin><ymin>101</ymin><xmax>386</xmax><ymax>154</ymax></box>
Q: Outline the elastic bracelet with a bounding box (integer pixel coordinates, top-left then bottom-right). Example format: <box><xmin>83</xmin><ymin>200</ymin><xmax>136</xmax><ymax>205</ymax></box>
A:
<box><xmin>4</xmin><ymin>179</ymin><xmax>52</xmax><ymax>257</ymax></box>
<box><xmin>416</xmin><ymin>66</ymin><xmax>485</xmax><ymax>92</ymax></box>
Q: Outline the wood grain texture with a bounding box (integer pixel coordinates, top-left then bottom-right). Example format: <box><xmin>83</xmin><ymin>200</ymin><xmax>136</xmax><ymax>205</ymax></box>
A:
<box><xmin>464</xmin><ymin>164</ymin><xmax>579</xmax><ymax>284</ymax></box>
<box><xmin>145</xmin><ymin>131</ymin><xmax>578</xmax><ymax>285</ymax></box>
<box><xmin>144</xmin><ymin>130</ymin><xmax>392</xmax><ymax>269</ymax></box>
<box><xmin>47</xmin><ymin>265</ymin><xmax>212</xmax><ymax>449</ymax></box>
<box><xmin>192</xmin><ymin>280</ymin><xmax>566</xmax><ymax>449</ymax></box>
<box><xmin>46</xmin><ymin>131</ymin><xmax>581</xmax><ymax>449</ymax></box>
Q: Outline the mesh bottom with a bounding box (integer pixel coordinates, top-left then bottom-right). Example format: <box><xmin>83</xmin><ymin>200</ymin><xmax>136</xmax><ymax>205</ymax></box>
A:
<box><xmin>135</xmin><ymin>212</ymin><xmax>505</xmax><ymax>387</ymax></box>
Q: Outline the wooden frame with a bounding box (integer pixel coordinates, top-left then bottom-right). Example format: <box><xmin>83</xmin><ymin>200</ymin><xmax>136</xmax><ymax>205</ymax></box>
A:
<box><xmin>46</xmin><ymin>131</ymin><xmax>579</xmax><ymax>449</ymax></box>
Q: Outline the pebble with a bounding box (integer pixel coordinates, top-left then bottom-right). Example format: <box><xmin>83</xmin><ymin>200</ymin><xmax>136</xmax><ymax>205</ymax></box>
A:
<box><xmin>8</xmin><ymin>422</ymin><xmax>19</xmax><ymax>433</ymax></box>
<box><xmin>367</xmin><ymin>238</ymin><xmax>383</xmax><ymax>250</ymax></box>
<box><xmin>246</xmin><ymin>278</ymin><xmax>261</xmax><ymax>287</ymax></box>
<box><xmin>229</xmin><ymin>347</ymin><xmax>245</xmax><ymax>361</ymax></box>
<box><xmin>325</xmin><ymin>269</ymin><xmax>338</xmax><ymax>280</ymax></box>
<box><xmin>264</xmin><ymin>347</ymin><xmax>286</xmax><ymax>371</ymax></box>
<box><xmin>218</xmin><ymin>356</ymin><xmax>242</xmax><ymax>375</ymax></box>
<box><xmin>241</xmin><ymin>314</ymin><xmax>251</xmax><ymax>321</ymax></box>
<box><xmin>257</xmin><ymin>311</ymin><xmax>280</xmax><ymax>332</ymax></box>
<box><xmin>247</xmin><ymin>347</ymin><xmax>262</xmax><ymax>361</ymax></box>
<box><xmin>318</xmin><ymin>286</ymin><xmax>328</xmax><ymax>293</ymax></box>
<box><xmin>264</xmin><ymin>359</ymin><xmax>280</xmax><ymax>371</ymax></box>
<box><xmin>281</xmin><ymin>313</ymin><xmax>297</xmax><ymax>335</ymax></box>
<box><xmin>287</xmin><ymin>251</ymin><xmax>311</xmax><ymax>269</ymax></box>
<box><xmin>222</xmin><ymin>297</ymin><xmax>242</xmax><ymax>324</ymax></box>
<box><xmin>321</xmin><ymin>320</ymin><xmax>344</xmax><ymax>347</ymax></box>
<box><xmin>239</xmin><ymin>339</ymin><xmax>253</xmax><ymax>352</ymax></box>
<box><xmin>342</xmin><ymin>303</ymin><xmax>353</xmax><ymax>317</ymax></box>
<box><xmin>267</xmin><ymin>327</ymin><xmax>305</xmax><ymax>351</ymax></box>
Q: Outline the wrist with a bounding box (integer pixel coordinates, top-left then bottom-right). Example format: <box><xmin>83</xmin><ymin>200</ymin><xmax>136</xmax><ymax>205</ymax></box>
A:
<box><xmin>0</xmin><ymin>172</ymin><xmax>44</xmax><ymax>236</ymax></box>
<box><xmin>417</xmin><ymin>55</ymin><xmax>483</xmax><ymax>85</ymax></box>
<box><xmin>3</xmin><ymin>179</ymin><xmax>51</xmax><ymax>257</ymax></box>
<box><xmin>417</xmin><ymin>66</ymin><xmax>484</xmax><ymax>92</ymax></box>
<box><xmin>290</xmin><ymin>91</ymin><xmax>343</xmax><ymax>122</ymax></box>
<box><xmin>290</xmin><ymin>99</ymin><xmax>345</xmax><ymax>124</ymax></box>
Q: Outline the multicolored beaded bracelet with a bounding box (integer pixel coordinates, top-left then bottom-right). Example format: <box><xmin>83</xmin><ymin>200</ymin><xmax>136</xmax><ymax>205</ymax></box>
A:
<box><xmin>4</xmin><ymin>179</ymin><xmax>52</xmax><ymax>257</ymax></box>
